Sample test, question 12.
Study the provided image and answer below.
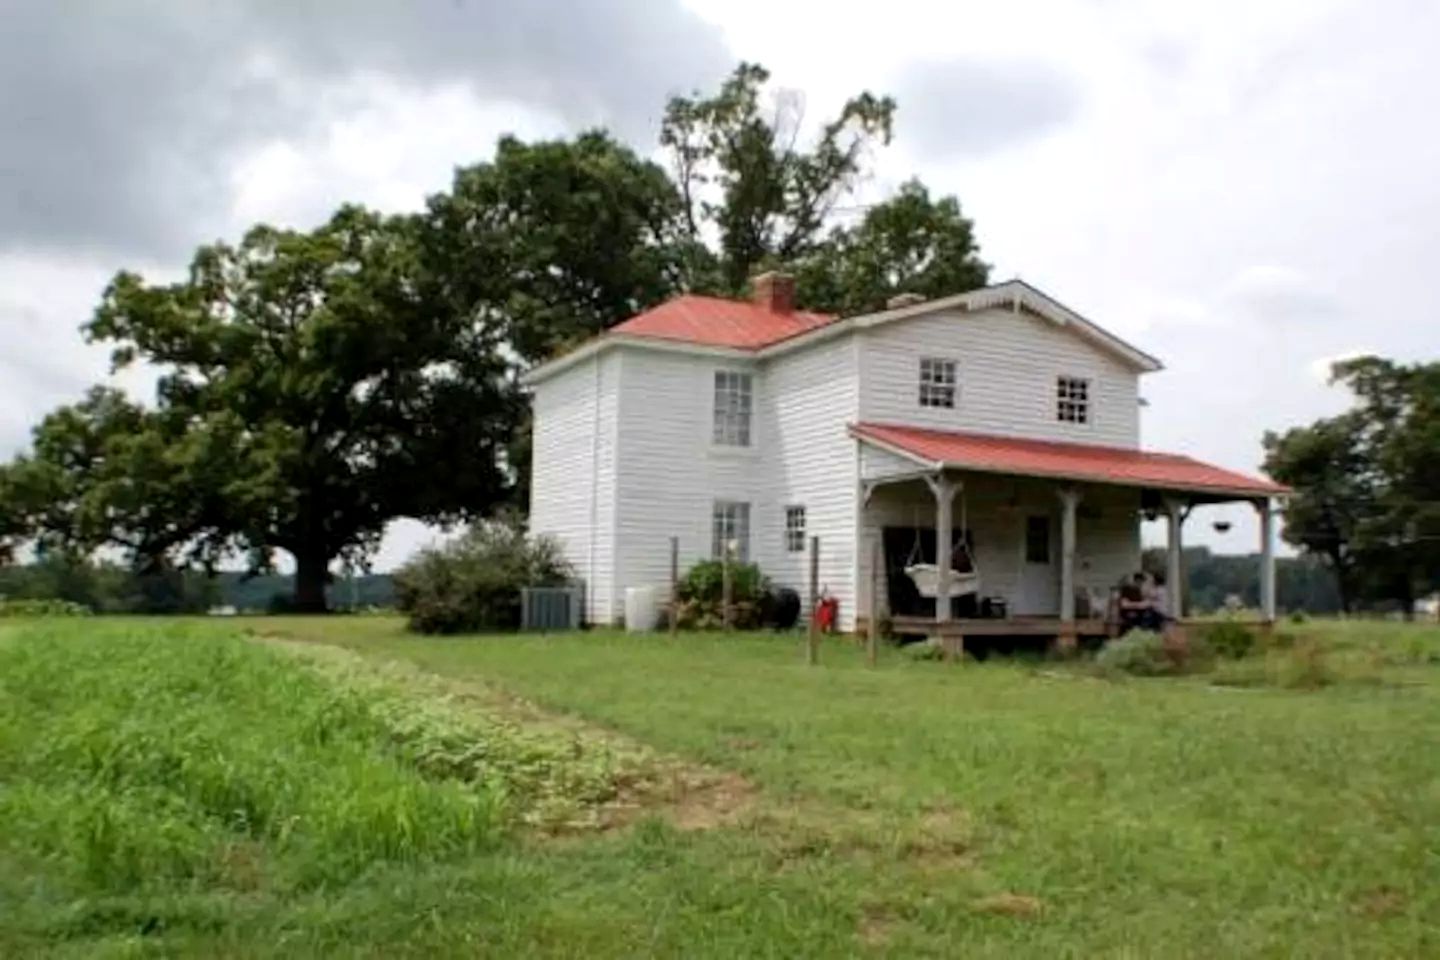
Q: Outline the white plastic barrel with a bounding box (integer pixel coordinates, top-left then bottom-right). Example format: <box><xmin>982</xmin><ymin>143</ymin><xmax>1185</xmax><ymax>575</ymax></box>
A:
<box><xmin>624</xmin><ymin>585</ymin><xmax>661</xmax><ymax>632</ymax></box>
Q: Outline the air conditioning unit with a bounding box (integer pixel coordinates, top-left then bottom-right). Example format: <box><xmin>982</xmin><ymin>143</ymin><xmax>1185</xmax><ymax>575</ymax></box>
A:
<box><xmin>521</xmin><ymin>583</ymin><xmax>585</xmax><ymax>631</ymax></box>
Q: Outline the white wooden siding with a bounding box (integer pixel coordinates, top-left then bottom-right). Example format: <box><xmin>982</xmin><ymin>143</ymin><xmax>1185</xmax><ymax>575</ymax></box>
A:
<box><xmin>528</xmin><ymin>350</ymin><xmax>621</xmax><ymax>623</ymax></box>
<box><xmin>860</xmin><ymin>444</ymin><xmax>927</xmax><ymax>482</ymax></box>
<box><xmin>859</xmin><ymin>308</ymin><xmax>1141</xmax><ymax>448</ymax></box>
<box><xmin>610</xmin><ymin>350</ymin><xmax>766</xmax><ymax>623</ymax></box>
<box><xmin>755</xmin><ymin>336</ymin><xmax>861</xmax><ymax>627</ymax></box>
<box><xmin>604</xmin><ymin>336</ymin><xmax>862</xmax><ymax>629</ymax></box>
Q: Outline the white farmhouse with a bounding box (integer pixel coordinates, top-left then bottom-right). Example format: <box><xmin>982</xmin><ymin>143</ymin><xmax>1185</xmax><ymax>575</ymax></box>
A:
<box><xmin>523</xmin><ymin>273</ymin><xmax>1287</xmax><ymax>644</ymax></box>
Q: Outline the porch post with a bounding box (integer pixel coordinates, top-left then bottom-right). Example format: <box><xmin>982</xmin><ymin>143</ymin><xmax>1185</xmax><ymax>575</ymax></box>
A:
<box><xmin>1057</xmin><ymin>485</ymin><xmax>1081</xmax><ymax>620</ymax></box>
<box><xmin>1257</xmin><ymin>497</ymin><xmax>1276</xmax><ymax>622</ymax></box>
<box><xmin>1054</xmin><ymin>487</ymin><xmax>1082</xmax><ymax>652</ymax></box>
<box><xmin>1165</xmin><ymin>497</ymin><xmax>1186</xmax><ymax>618</ymax></box>
<box><xmin>928</xmin><ymin>473</ymin><xmax>957</xmax><ymax>627</ymax></box>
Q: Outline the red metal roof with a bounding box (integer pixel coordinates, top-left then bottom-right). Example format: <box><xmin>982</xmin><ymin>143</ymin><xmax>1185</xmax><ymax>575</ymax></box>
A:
<box><xmin>610</xmin><ymin>294</ymin><xmax>838</xmax><ymax>350</ymax></box>
<box><xmin>852</xmin><ymin>422</ymin><xmax>1289</xmax><ymax>497</ymax></box>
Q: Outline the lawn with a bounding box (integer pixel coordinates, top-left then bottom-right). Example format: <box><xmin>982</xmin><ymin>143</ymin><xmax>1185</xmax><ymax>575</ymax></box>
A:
<box><xmin>3</xmin><ymin>616</ymin><xmax>1439</xmax><ymax>957</ymax></box>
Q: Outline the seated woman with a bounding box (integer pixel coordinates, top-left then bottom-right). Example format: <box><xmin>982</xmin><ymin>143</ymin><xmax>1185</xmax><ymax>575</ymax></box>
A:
<box><xmin>1118</xmin><ymin>573</ymin><xmax>1165</xmax><ymax>632</ymax></box>
<box><xmin>1145</xmin><ymin>573</ymin><xmax>1171</xmax><ymax>628</ymax></box>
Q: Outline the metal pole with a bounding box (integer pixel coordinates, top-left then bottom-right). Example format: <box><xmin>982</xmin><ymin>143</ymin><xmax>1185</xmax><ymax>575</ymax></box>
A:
<box><xmin>670</xmin><ymin>536</ymin><xmax>679</xmax><ymax>637</ymax></box>
<box><xmin>807</xmin><ymin>535</ymin><xmax>820</xmax><ymax>665</ymax></box>
<box><xmin>867</xmin><ymin>537</ymin><xmax>880</xmax><ymax>667</ymax></box>
<box><xmin>722</xmin><ymin>542</ymin><xmax>733</xmax><ymax>631</ymax></box>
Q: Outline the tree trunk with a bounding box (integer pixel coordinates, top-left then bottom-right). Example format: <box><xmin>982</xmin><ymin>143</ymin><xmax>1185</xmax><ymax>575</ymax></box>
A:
<box><xmin>1327</xmin><ymin>552</ymin><xmax>1353</xmax><ymax>615</ymax></box>
<box><xmin>294</xmin><ymin>548</ymin><xmax>330</xmax><ymax>613</ymax></box>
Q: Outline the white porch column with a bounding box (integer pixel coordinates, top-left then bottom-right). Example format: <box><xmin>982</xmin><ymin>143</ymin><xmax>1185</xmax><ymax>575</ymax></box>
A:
<box><xmin>1057</xmin><ymin>487</ymin><xmax>1081</xmax><ymax>623</ymax></box>
<box><xmin>1165</xmin><ymin>497</ymin><xmax>1186</xmax><ymax>618</ymax></box>
<box><xmin>927</xmin><ymin>473</ymin><xmax>957</xmax><ymax>625</ymax></box>
<box><xmin>1257</xmin><ymin>497</ymin><xmax>1277</xmax><ymax>622</ymax></box>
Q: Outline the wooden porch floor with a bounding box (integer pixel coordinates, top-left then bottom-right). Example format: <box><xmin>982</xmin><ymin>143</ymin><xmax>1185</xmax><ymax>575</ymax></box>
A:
<box><xmin>887</xmin><ymin>615</ymin><xmax>1113</xmax><ymax>638</ymax></box>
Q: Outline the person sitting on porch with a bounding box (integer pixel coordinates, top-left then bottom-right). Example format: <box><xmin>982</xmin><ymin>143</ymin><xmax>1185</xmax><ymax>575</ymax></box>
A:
<box><xmin>1146</xmin><ymin>573</ymin><xmax>1171</xmax><ymax>626</ymax></box>
<box><xmin>1119</xmin><ymin>573</ymin><xmax>1164</xmax><ymax>632</ymax></box>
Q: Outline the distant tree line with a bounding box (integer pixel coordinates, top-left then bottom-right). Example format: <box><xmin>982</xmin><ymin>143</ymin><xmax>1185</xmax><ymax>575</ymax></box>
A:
<box><xmin>0</xmin><ymin>63</ymin><xmax>988</xmax><ymax>611</ymax></box>
<box><xmin>1141</xmin><ymin>546</ymin><xmax>1343</xmax><ymax>615</ymax></box>
<box><xmin>0</xmin><ymin>554</ymin><xmax>394</xmax><ymax>614</ymax></box>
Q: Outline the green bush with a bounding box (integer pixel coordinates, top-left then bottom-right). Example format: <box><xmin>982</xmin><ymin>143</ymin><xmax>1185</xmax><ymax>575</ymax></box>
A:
<box><xmin>1094</xmin><ymin>630</ymin><xmax>1173</xmax><ymax>676</ymax></box>
<box><xmin>675</xmin><ymin>559</ymin><xmax>775</xmax><ymax>630</ymax></box>
<box><xmin>1275</xmin><ymin>639</ymin><xmax>1336</xmax><ymax>689</ymax></box>
<box><xmin>902</xmin><ymin>639</ymin><xmax>946</xmax><ymax>661</ymax></box>
<box><xmin>395</xmin><ymin>513</ymin><xmax>571</xmax><ymax>634</ymax></box>
<box><xmin>0</xmin><ymin>598</ymin><xmax>92</xmax><ymax>617</ymax></box>
<box><xmin>1202</xmin><ymin>621</ymin><xmax>1256</xmax><ymax>660</ymax></box>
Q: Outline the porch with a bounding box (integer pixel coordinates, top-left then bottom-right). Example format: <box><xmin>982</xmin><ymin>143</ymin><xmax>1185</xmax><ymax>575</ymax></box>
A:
<box><xmin>851</xmin><ymin>423</ymin><xmax>1290</xmax><ymax>651</ymax></box>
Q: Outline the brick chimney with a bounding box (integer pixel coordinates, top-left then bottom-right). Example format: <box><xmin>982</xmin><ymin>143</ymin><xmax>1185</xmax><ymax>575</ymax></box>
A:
<box><xmin>751</xmin><ymin>271</ymin><xmax>795</xmax><ymax>314</ymax></box>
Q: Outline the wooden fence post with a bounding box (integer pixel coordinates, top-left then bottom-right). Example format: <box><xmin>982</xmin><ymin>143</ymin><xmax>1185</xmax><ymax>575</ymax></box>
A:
<box><xmin>669</xmin><ymin>536</ymin><xmax>679</xmax><ymax>638</ymax></box>
<box><xmin>721</xmin><ymin>542</ymin><xmax>733</xmax><ymax>632</ymax></box>
<box><xmin>807</xmin><ymin>535</ymin><xmax>820</xmax><ymax>665</ymax></box>
<box><xmin>867</xmin><ymin>537</ymin><xmax>880</xmax><ymax>667</ymax></box>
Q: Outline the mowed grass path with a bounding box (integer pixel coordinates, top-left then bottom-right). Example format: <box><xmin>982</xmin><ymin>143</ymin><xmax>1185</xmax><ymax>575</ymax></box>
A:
<box><xmin>259</xmin><ymin>616</ymin><xmax>1440</xmax><ymax>958</ymax></box>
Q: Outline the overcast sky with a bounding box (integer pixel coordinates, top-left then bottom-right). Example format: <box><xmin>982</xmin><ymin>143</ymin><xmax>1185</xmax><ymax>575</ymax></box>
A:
<box><xmin>3</xmin><ymin>0</ymin><xmax>1437</xmax><ymax>568</ymax></box>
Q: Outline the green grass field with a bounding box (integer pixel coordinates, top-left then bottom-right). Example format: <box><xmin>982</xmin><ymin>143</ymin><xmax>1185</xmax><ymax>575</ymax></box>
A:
<box><xmin>3</xmin><ymin>616</ymin><xmax>1438</xmax><ymax>957</ymax></box>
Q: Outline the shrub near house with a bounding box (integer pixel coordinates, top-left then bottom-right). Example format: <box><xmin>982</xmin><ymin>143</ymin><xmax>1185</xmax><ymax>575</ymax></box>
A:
<box><xmin>395</xmin><ymin>514</ymin><xmax>570</xmax><ymax>634</ymax></box>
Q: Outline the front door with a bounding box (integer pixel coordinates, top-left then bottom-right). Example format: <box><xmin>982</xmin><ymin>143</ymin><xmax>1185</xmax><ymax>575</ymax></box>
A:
<box><xmin>1015</xmin><ymin>514</ymin><xmax>1059</xmax><ymax>615</ymax></box>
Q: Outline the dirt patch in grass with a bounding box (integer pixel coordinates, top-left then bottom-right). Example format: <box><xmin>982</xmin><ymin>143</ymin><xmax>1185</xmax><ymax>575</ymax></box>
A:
<box><xmin>857</xmin><ymin>904</ymin><xmax>898</xmax><ymax>947</ymax></box>
<box><xmin>1355</xmin><ymin>886</ymin><xmax>1408</xmax><ymax>920</ymax></box>
<box><xmin>251</xmin><ymin>633</ymin><xmax>755</xmax><ymax>835</ymax></box>
<box><xmin>972</xmin><ymin>892</ymin><xmax>1044</xmax><ymax>918</ymax></box>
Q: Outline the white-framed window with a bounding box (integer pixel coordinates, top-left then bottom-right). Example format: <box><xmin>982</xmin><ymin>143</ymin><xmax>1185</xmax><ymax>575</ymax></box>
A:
<box><xmin>784</xmin><ymin>505</ymin><xmax>806</xmax><ymax>553</ymax></box>
<box><xmin>1056</xmin><ymin>376</ymin><xmax>1090</xmax><ymax>424</ymax></box>
<box><xmin>712</xmin><ymin>370</ymin><xmax>753</xmax><ymax>446</ymax></box>
<box><xmin>712</xmin><ymin>500</ymin><xmax>751</xmax><ymax>561</ymax></box>
<box><xmin>918</xmin><ymin>357</ymin><xmax>957</xmax><ymax>408</ymax></box>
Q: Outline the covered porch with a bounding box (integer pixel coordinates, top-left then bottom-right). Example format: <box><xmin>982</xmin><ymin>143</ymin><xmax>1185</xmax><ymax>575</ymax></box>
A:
<box><xmin>851</xmin><ymin>423</ymin><xmax>1290</xmax><ymax>652</ymax></box>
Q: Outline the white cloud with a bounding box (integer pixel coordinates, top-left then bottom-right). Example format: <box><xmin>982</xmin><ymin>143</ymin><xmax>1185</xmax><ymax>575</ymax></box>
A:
<box><xmin>230</xmin><ymin>78</ymin><xmax>566</xmax><ymax>230</ymax></box>
<box><xmin>1221</xmin><ymin>265</ymin><xmax>1340</xmax><ymax>325</ymax></box>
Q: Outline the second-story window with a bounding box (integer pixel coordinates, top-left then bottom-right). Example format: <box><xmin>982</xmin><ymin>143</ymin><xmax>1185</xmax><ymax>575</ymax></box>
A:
<box><xmin>713</xmin><ymin>370</ymin><xmax>753</xmax><ymax>446</ymax></box>
<box><xmin>918</xmin><ymin>357</ymin><xmax>957</xmax><ymax>408</ymax></box>
<box><xmin>1056</xmin><ymin>376</ymin><xmax>1090</xmax><ymax>424</ymax></box>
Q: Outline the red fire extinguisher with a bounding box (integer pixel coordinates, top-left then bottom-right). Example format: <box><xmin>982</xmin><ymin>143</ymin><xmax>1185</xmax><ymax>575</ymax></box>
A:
<box><xmin>813</xmin><ymin>592</ymin><xmax>839</xmax><ymax>633</ymax></box>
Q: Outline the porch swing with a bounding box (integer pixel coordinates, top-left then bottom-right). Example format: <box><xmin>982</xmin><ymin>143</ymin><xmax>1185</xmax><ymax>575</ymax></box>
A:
<box><xmin>903</xmin><ymin>492</ymin><xmax>982</xmax><ymax>599</ymax></box>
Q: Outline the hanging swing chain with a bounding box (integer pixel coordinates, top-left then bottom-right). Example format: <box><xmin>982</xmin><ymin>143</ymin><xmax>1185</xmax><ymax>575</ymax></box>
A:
<box><xmin>904</xmin><ymin>482</ymin><xmax>978</xmax><ymax>572</ymax></box>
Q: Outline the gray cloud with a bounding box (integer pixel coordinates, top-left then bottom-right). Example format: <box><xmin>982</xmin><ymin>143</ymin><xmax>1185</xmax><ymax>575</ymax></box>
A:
<box><xmin>893</xmin><ymin>59</ymin><xmax>1081</xmax><ymax>160</ymax></box>
<box><xmin>0</xmin><ymin>0</ymin><xmax>730</xmax><ymax>259</ymax></box>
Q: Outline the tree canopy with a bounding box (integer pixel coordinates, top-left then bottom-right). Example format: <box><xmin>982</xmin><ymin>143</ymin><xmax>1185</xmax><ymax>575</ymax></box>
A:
<box><xmin>1265</xmin><ymin>356</ymin><xmax>1440</xmax><ymax>614</ymax></box>
<box><xmin>1</xmin><ymin>62</ymin><xmax>996</xmax><ymax>609</ymax></box>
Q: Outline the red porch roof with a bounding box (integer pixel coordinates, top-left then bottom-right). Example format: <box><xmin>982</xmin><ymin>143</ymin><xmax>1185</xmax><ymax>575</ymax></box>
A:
<box><xmin>851</xmin><ymin>422</ymin><xmax>1289</xmax><ymax>498</ymax></box>
<box><xmin>610</xmin><ymin>294</ymin><xmax>837</xmax><ymax>349</ymax></box>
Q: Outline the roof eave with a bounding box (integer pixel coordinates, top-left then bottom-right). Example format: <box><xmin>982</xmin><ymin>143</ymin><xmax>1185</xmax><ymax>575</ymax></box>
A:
<box><xmin>849</xmin><ymin>425</ymin><xmax>1286</xmax><ymax>500</ymax></box>
<box><xmin>520</xmin><ymin>334</ymin><xmax>755</xmax><ymax>386</ymax></box>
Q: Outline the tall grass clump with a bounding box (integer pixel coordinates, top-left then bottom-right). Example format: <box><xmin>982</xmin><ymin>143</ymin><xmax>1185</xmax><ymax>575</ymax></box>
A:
<box><xmin>0</xmin><ymin>622</ymin><xmax>504</xmax><ymax>894</ymax></box>
<box><xmin>1094</xmin><ymin>630</ymin><xmax>1173</xmax><ymax>676</ymax></box>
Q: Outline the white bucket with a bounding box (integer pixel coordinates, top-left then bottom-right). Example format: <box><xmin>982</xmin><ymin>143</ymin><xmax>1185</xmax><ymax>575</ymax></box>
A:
<box><xmin>624</xmin><ymin>585</ymin><xmax>661</xmax><ymax>632</ymax></box>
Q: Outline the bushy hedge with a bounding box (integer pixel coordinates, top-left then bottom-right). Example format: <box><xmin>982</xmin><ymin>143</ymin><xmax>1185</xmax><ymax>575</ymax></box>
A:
<box><xmin>0</xmin><ymin>598</ymin><xmax>92</xmax><ymax>618</ymax></box>
<box><xmin>673</xmin><ymin>560</ymin><xmax>799</xmax><ymax>630</ymax></box>
<box><xmin>1094</xmin><ymin>630</ymin><xmax>1173</xmax><ymax>676</ymax></box>
<box><xmin>395</xmin><ymin>514</ymin><xmax>571</xmax><ymax>634</ymax></box>
<box><xmin>1201</xmin><ymin>621</ymin><xmax>1257</xmax><ymax>659</ymax></box>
